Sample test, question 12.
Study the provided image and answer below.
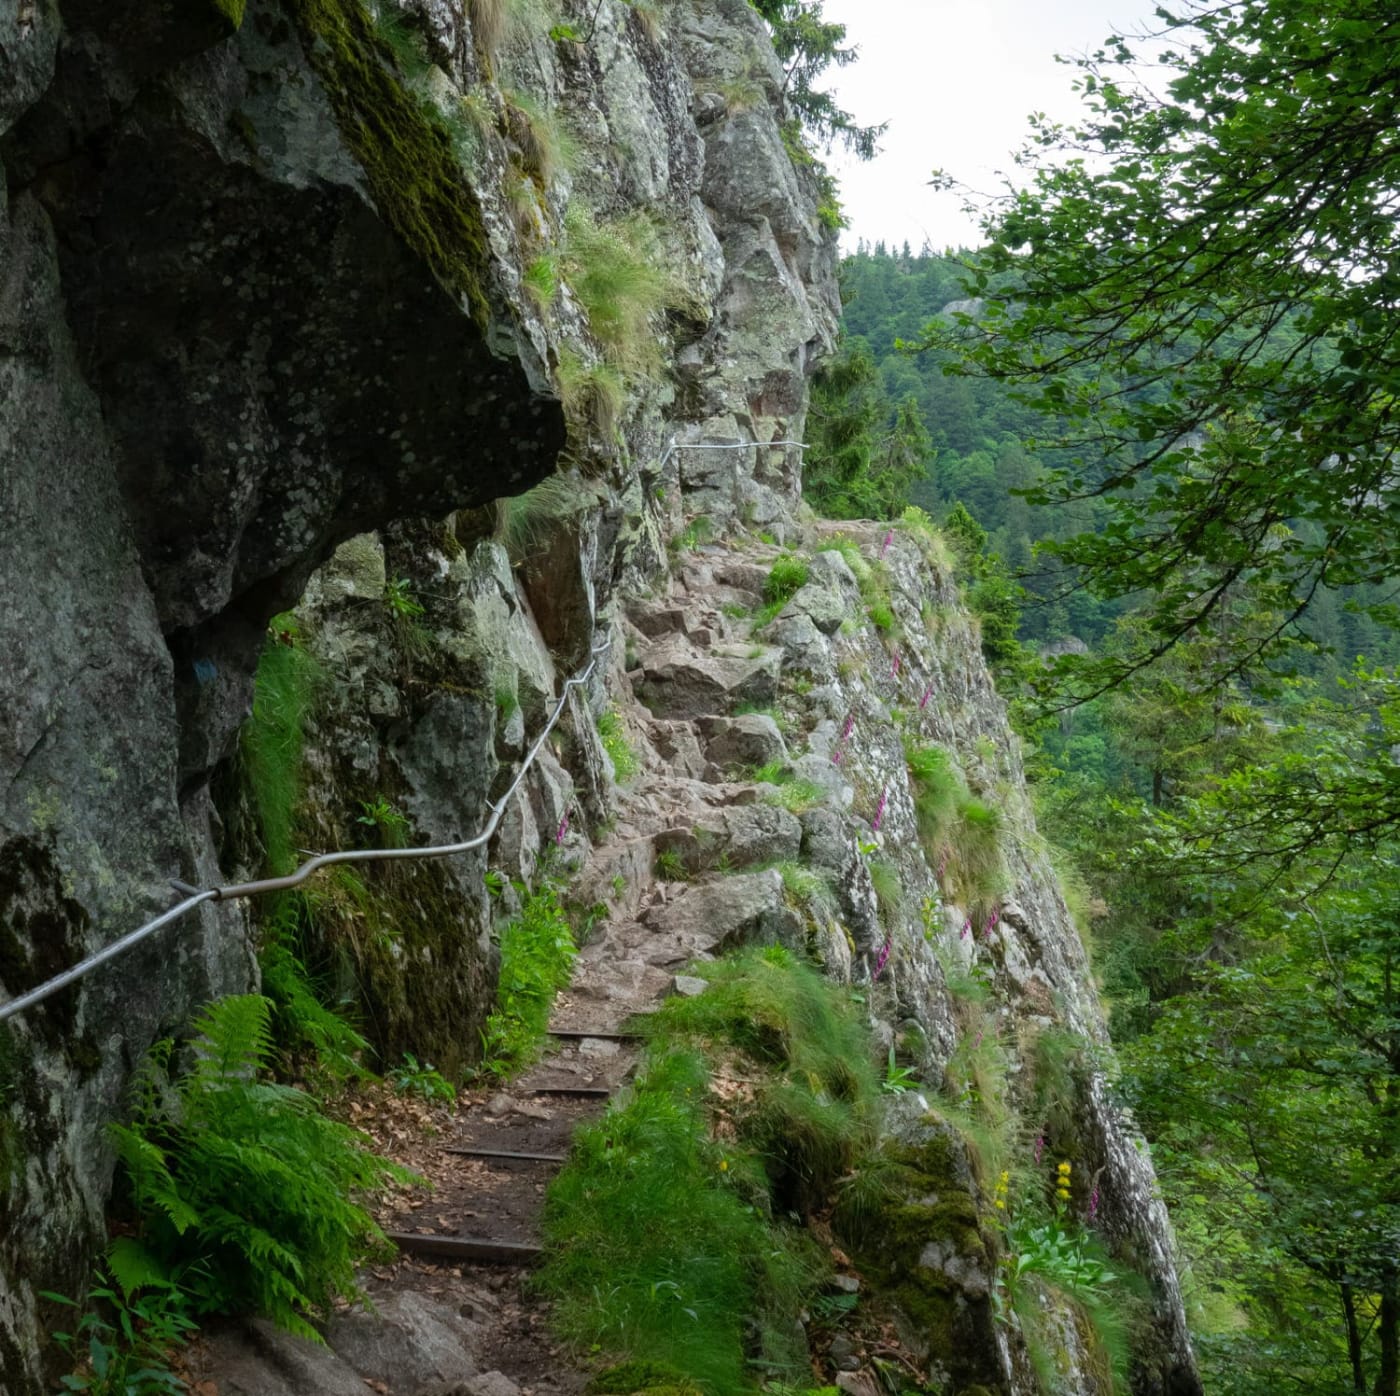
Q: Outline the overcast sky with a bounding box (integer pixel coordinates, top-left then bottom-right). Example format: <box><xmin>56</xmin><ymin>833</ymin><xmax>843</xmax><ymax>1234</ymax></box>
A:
<box><xmin>819</xmin><ymin>0</ymin><xmax>1164</xmax><ymax>252</ymax></box>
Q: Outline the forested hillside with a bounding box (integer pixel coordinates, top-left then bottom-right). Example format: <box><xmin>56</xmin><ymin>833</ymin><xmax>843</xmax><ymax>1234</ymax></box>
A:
<box><xmin>811</xmin><ymin>208</ymin><xmax>1400</xmax><ymax>1389</ymax></box>
<box><xmin>822</xmin><ymin>244</ymin><xmax>1400</xmax><ymax>668</ymax></box>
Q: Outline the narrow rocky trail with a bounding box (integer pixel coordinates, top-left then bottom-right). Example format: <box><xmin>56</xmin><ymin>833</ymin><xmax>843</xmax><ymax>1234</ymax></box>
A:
<box><xmin>195</xmin><ymin>539</ymin><xmax>812</xmax><ymax>1396</ymax></box>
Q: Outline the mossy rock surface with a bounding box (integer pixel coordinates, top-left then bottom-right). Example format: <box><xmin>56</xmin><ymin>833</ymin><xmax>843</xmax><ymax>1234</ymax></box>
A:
<box><xmin>290</xmin><ymin>0</ymin><xmax>493</xmax><ymax>328</ymax></box>
<box><xmin>838</xmin><ymin>1118</ymin><xmax>1006</xmax><ymax>1392</ymax></box>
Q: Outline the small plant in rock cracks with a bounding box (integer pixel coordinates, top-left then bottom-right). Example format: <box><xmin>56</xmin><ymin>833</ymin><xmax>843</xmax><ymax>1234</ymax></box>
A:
<box><xmin>389</xmin><ymin>1052</ymin><xmax>457</xmax><ymax>1106</ymax></box>
<box><xmin>357</xmin><ymin>797</ymin><xmax>411</xmax><ymax>848</ymax></box>
<box><xmin>45</xmin><ymin>1271</ymin><xmax>195</xmax><ymax>1396</ymax></box>
<box><xmin>880</xmin><ymin>1045</ymin><xmax>920</xmax><ymax>1095</ymax></box>
<box><xmin>992</xmin><ymin>1157</ymin><xmax>1132</xmax><ymax>1388</ymax></box>
<box><xmin>384</xmin><ymin>576</ymin><xmax>425</xmax><ymax>620</ymax></box>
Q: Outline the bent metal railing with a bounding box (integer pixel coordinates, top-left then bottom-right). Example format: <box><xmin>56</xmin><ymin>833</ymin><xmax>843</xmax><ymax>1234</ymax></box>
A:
<box><xmin>0</xmin><ymin>436</ymin><xmax>808</xmax><ymax>1024</ymax></box>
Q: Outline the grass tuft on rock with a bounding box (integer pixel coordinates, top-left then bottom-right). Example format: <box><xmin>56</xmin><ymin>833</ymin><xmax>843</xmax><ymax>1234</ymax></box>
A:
<box><xmin>538</xmin><ymin>948</ymin><xmax>881</xmax><ymax>1392</ymax></box>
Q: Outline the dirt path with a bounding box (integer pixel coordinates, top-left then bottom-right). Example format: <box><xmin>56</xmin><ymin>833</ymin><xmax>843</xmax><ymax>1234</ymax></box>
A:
<box><xmin>194</xmin><ymin>548</ymin><xmax>793</xmax><ymax>1396</ymax></box>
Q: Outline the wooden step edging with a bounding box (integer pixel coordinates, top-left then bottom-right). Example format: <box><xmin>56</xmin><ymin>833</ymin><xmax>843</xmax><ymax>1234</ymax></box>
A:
<box><xmin>388</xmin><ymin>1232</ymin><xmax>543</xmax><ymax>1264</ymax></box>
<box><xmin>546</xmin><ymin>1028</ymin><xmax>641</xmax><ymax>1042</ymax></box>
<box><xmin>444</xmin><ymin>1146</ymin><xmax>567</xmax><ymax>1164</ymax></box>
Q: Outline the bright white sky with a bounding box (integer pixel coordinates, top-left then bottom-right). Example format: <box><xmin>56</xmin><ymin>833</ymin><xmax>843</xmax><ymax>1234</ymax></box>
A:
<box><xmin>819</xmin><ymin>0</ymin><xmax>1164</xmax><ymax>252</ymax></box>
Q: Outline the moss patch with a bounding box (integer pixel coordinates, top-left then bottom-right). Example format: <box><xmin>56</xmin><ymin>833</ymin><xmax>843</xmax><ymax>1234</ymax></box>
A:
<box><xmin>211</xmin><ymin>0</ymin><xmax>247</xmax><ymax>30</ymax></box>
<box><xmin>835</xmin><ymin>1129</ymin><xmax>1004</xmax><ymax>1391</ymax></box>
<box><xmin>290</xmin><ymin>0</ymin><xmax>493</xmax><ymax>329</ymax></box>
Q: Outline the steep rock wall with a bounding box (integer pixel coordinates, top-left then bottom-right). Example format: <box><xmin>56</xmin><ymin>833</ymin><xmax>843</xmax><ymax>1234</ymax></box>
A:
<box><xmin>0</xmin><ymin>0</ymin><xmax>835</xmax><ymax>1380</ymax></box>
<box><xmin>0</xmin><ymin>0</ymin><xmax>1198</xmax><ymax>1392</ymax></box>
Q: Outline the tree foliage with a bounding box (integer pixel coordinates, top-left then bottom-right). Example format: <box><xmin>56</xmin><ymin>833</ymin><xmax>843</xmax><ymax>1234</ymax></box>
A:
<box><xmin>930</xmin><ymin>0</ymin><xmax>1400</xmax><ymax>702</ymax></box>
<box><xmin>748</xmin><ymin>0</ymin><xmax>885</xmax><ymax>157</ymax></box>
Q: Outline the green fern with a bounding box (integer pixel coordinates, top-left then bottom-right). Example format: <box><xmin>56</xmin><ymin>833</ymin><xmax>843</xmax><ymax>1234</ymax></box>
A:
<box><xmin>112</xmin><ymin>995</ymin><xmax>414</xmax><ymax>1339</ymax></box>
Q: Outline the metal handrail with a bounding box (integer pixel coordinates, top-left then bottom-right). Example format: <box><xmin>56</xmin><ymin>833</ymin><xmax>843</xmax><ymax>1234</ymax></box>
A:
<box><xmin>0</xmin><ymin>640</ymin><xmax>610</xmax><ymax>1023</ymax></box>
<box><xmin>0</xmin><ymin>434</ymin><xmax>812</xmax><ymax>1023</ymax></box>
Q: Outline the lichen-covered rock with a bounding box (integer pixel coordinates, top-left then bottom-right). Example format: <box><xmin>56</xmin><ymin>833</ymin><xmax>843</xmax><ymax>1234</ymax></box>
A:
<box><xmin>842</xmin><ymin>1101</ymin><xmax>1008</xmax><ymax>1393</ymax></box>
<box><xmin>696</xmin><ymin>712</ymin><xmax>789</xmax><ymax>770</ymax></box>
<box><xmin>642</xmin><ymin>869</ymin><xmax>802</xmax><ymax>954</ymax></box>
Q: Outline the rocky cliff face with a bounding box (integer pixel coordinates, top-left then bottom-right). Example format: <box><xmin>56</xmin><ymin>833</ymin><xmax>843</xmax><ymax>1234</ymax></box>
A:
<box><xmin>0</xmin><ymin>0</ymin><xmax>1195</xmax><ymax>1391</ymax></box>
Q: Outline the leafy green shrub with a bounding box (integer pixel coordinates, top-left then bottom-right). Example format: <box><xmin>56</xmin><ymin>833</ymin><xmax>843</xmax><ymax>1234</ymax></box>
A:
<box><xmin>1003</xmin><ymin>1215</ymin><xmax>1132</xmax><ymax>1390</ymax></box>
<box><xmin>764</xmin><ymin>555</ymin><xmax>809</xmax><ymax>605</ymax></box>
<box><xmin>480</xmin><ymin>883</ymin><xmax>577</xmax><ymax>1074</ymax></box>
<box><xmin>356</xmin><ymin>796</ymin><xmax>411</xmax><ymax>848</ymax></box>
<box><xmin>389</xmin><ymin>1052</ymin><xmax>457</xmax><ymax>1105</ymax></box>
<box><xmin>258</xmin><ymin>893</ymin><xmax>371</xmax><ymax>1083</ymax></box>
<box><xmin>110</xmin><ymin>996</ymin><xmax>411</xmax><ymax>1339</ymax></box>
<box><xmin>384</xmin><ymin>576</ymin><xmax>425</xmax><ymax>620</ymax></box>
<box><xmin>242</xmin><ymin>619</ymin><xmax>321</xmax><ymax>877</ymax></box>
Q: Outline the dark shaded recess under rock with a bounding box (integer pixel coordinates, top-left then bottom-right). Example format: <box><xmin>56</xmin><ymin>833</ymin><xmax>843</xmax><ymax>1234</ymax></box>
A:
<box><xmin>4</xmin><ymin>0</ymin><xmax>566</xmax><ymax>787</ymax></box>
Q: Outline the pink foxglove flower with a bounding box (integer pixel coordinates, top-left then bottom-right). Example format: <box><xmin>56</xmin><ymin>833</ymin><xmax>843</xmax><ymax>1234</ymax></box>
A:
<box><xmin>919</xmin><ymin>684</ymin><xmax>933</xmax><ymax>709</ymax></box>
<box><xmin>961</xmin><ymin>918</ymin><xmax>972</xmax><ymax>940</ymax></box>
<box><xmin>1034</xmin><ymin>1132</ymin><xmax>1045</xmax><ymax>1165</ymax></box>
<box><xmin>1088</xmin><ymin>1184</ymin><xmax>1100</xmax><ymax>1222</ymax></box>
<box><xmin>872</xmin><ymin>786</ymin><xmax>888</xmax><ymax>833</ymax></box>
<box><xmin>556</xmin><ymin>812</ymin><xmax>570</xmax><ymax>845</ymax></box>
<box><xmin>873</xmin><ymin>937</ymin><xmax>892</xmax><ymax>980</ymax></box>
<box><xmin>880</xmin><ymin>529</ymin><xmax>894</xmax><ymax>557</ymax></box>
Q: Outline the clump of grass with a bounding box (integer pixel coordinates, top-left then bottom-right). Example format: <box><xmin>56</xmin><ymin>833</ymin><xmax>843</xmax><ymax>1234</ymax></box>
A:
<box><xmin>556</xmin><ymin>349</ymin><xmax>626</xmax><ymax>437</ymax></box>
<box><xmin>597</xmin><ymin>709</ymin><xmax>640</xmax><ymax>782</ymax></box>
<box><xmin>817</xmin><ymin>535</ymin><xmax>866</xmax><ymax>577</ymax></box>
<box><xmin>539</xmin><ymin>949</ymin><xmax>882</xmax><ymax>1388</ymax></box>
<box><xmin>652</xmin><ymin>948</ymin><xmax>879</xmax><ymax>1199</ymax></box>
<box><xmin>671</xmin><ymin>514</ymin><xmax>714</xmax><ymax>553</ymax></box>
<box><xmin>752</xmin><ymin>597</ymin><xmax>787</xmax><ymax>628</ymax></box>
<box><xmin>562</xmin><ymin>204</ymin><xmax>688</xmax><ymax>379</ymax></box>
<box><xmin>480</xmin><ymin>883</ymin><xmax>576</xmax><ymax>1075</ymax></box>
<box><xmin>499</xmin><ymin>472</ymin><xmax>592</xmax><ymax>563</ymax></box>
<box><xmin>494</xmin><ymin>680</ymin><xmax>520</xmax><ymax>724</ymax></box>
<box><xmin>654</xmin><ymin>848</ymin><xmax>689</xmax><ymax>881</ymax></box>
<box><xmin>897</xmin><ymin>505</ymin><xmax>954</xmax><ymax>572</ymax></box>
<box><xmin>766</xmin><ymin>779</ymin><xmax>824</xmax><ymax>814</ymax></box>
<box><xmin>523</xmin><ymin>253</ymin><xmax>558</xmax><ymax>309</ymax></box>
<box><xmin>855</xmin><ymin>560</ymin><xmax>897</xmax><ymax>636</ymax></box>
<box><xmin>773</xmin><ymin>861</ymin><xmax>836</xmax><ymax>920</ymax></box>
<box><xmin>538</xmin><ymin>1046</ymin><xmax>818</xmax><ymax>1389</ymax></box>
<box><xmin>502</xmin><ymin>87</ymin><xmax>575</xmax><ymax>182</ymax></box>
<box><xmin>745</xmin><ymin>761</ymin><xmax>824</xmax><ymax>814</ymax></box>
<box><xmin>764</xmin><ymin>555</ymin><xmax>809</xmax><ymax>606</ymax></box>
<box><xmin>868</xmin><ymin>857</ymin><xmax>903</xmax><ymax>924</ymax></box>
<box><xmin>467</xmin><ymin>0</ymin><xmax>509</xmax><ymax>51</ymax></box>
<box><xmin>904</xmin><ymin>738</ymin><xmax>1006</xmax><ymax>909</ymax></box>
